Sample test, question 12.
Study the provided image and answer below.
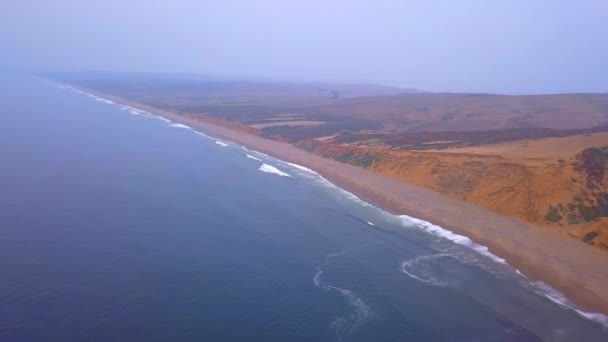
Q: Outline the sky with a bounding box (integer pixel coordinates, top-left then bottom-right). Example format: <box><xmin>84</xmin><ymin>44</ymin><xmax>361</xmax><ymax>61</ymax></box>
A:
<box><xmin>1</xmin><ymin>0</ymin><xmax>607</xmax><ymax>94</ymax></box>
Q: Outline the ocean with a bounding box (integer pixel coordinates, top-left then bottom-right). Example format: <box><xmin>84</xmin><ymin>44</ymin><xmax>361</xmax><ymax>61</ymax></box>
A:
<box><xmin>0</xmin><ymin>75</ymin><xmax>606</xmax><ymax>341</ymax></box>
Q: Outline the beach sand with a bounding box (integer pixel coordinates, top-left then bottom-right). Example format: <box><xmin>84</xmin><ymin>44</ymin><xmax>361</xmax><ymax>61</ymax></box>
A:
<box><xmin>76</xmin><ymin>86</ymin><xmax>608</xmax><ymax>317</ymax></box>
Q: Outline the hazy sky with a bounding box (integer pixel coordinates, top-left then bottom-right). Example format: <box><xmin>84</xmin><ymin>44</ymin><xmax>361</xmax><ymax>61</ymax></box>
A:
<box><xmin>2</xmin><ymin>1</ymin><xmax>607</xmax><ymax>94</ymax></box>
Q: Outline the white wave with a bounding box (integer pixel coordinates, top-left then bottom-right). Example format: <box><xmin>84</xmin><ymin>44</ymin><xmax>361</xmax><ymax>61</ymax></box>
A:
<box><xmin>130</xmin><ymin>109</ymin><xmax>149</xmax><ymax>117</ymax></box>
<box><xmin>246</xmin><ymin>154</ymin><xmax>262</xmax><ymax>162</ymax></box>
<box><xmin>95</xmin><ymin>97</ymin><xmax>114</xmax><ymax>104</ymax></box>
<box><xmin>170</xmin><ymin>123</ymin><xmax>191</xmax><ymax>130</ymax></box>
<box><xmin>83</xmin><ymin>92</ymin><xmax>114</xmax><ymax>105</ymax></box>
<box><xmin>258</xmin><ymin>164</ymin><xmax>290</xmax><ymax>177</ymax></box>
<box><xmin>194</xmin><ymin>131</ymin><xmax>212</xmax><ymax>139</ymax></box>
<box><xmin>292</xmin><ymin>168</ymin><xmax>372</xmax><ymax>208</ymax></box>
<box><xmin>400</xmin><ymin>214</ymin><xmax>507</xmax><ymax>264</ymax></box>
<box><xmin>532</xmin><ymin>282</ymin><xmax>608</xmax><ymax>328</ymax></box>
<box><xmin>286</xmin><ymin>162</ymin><xmax>319</xmax><ymax>175</ymax></box>
<box><xmin>215</xmin><ymin>141</ymin><xmax>228</xmax><ymax>147</ymax></box>
<box><xmin>154</xmin><ymin>115</ymin><xmax>172</xmax><ymax>123</ymax></box>
<box><xmin>366</xmin><ymin>221</ymin><xmax>375</xmax><ymax>226</ymax></box>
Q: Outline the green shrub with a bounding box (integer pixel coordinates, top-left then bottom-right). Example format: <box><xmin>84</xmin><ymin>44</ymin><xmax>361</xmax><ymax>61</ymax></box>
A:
<box><xmin>544</xmin><ymin>206</ymin><xmax>562</xmax><ymax>223</ymax></box>
<box><xmin>583</xmin><ymin>231</ymin><xmax>599</xmax><ymax>244</ymax></box>
<box><xmin>577</xmin><ymin>204</ymin><xmax>596</xmax><ymax>222</ymax></box>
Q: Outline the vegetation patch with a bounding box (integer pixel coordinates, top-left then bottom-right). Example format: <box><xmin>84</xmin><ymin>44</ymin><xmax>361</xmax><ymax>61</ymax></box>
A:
<box><xmin>583</xmin><ymin>231</ymin><xmax>599</xmax><ymax>244</ymax></box>
<box><xmin>544</xmin><ymin>206</ymin><xmax>562</xmax><ymax>223</ymax></box>
<box><xmin>574</xmin><ymin>146</ymin><xmax>608</xmax><ymax>184</ymax></box>
<box><xmin>548</xmin><ymin>146</ymin><xmax>608</xmax><ymax>226</ymax></box>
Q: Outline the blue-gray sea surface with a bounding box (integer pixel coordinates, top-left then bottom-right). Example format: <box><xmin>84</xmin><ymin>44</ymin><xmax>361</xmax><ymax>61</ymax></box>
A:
<box><xmin>0</xmin><ymin>75</ymin><xmax>607</xmax><ymax>341</ymax></box>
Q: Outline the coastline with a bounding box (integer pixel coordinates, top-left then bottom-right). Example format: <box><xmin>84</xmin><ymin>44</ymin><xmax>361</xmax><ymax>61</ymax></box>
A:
<box><xmin>63</xmin><ymin>83</ymin><xmax>608</xmax><ymax>319</ymax></box>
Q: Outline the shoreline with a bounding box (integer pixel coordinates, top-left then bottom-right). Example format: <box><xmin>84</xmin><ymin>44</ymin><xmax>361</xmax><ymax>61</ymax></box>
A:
<box><xmin>62</xmin><ymin>83</ymin><xmax>608</xmax><ymax>319</ymax></box>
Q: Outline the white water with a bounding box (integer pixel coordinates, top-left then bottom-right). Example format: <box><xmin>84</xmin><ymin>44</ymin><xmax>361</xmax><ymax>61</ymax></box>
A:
<box><xmin>215</xmin><ymin>141</ymin><xmax>228</xmax><ymax>147</ymax></box>
<box><xmin>170</xmin><ymin>123</ymin><xmax>191</xmax><ymax>129</ymax></box>
<box><xmin>246</xmin><ymin>154</ymin><xmax>262</xmax><ymax>162</ymax></box>
<box><xmin>531</xmin><ymin>281</ymin><xmax>608</xmax><ymax>328</ymax></box>
<box><xmin>258</xmin><ymin>163</ymin><xmax>290</xmax><ymax>177</ymax></box>
<box><xmin>400</xmin><ymin>214</ymin><xmax>507</xmax><ymax>264</ymax></box>
<box><xmin>400</xmin><ymin>253</ymin><xmax>458</xmax><ymax>287</ymax></box>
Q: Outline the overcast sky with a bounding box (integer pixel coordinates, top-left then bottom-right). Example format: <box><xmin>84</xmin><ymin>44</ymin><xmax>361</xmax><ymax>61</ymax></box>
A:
<box><xmin>1</xmin><ymin>0</ymin><xmax>607</xmax><ymax>94</ymax></box>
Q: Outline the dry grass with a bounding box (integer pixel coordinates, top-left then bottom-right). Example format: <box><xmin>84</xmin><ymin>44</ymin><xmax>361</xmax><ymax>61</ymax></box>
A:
<box><xmin>250</xmin><ymin>120</ymin><xmax>325</xmax><ymax>128</ymax></box>
<box><xmin>433</xmin><ymin>132</ymin><xmax>608</xmax><ymax>161</ymax></box>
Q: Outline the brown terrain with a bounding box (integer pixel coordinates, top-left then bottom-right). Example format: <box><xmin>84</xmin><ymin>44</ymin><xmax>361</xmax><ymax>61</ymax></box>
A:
<box><xmin>48</xmin><ymin>73</ymin><xmax>608</xmax><ymax>314</ymax></box>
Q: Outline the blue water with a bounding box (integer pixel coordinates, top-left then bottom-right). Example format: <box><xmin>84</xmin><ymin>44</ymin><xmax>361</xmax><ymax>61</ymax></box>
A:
<box><xmin>0</xmin><ymin>75</ymin><xmax>607</xmax><ymax>341</ymax></box>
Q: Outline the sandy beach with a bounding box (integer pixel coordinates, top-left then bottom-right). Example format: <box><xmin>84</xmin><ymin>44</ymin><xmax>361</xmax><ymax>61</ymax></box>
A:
<box><xmin>76</xmin><ymin>86</ymin><xmax>608</xmax><ymax>318</ymax></box>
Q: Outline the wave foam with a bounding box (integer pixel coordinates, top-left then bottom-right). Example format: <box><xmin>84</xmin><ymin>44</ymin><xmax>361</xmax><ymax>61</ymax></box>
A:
<box><xmin>258</xmin><ymin>164</ymin><xmax>290</xmax><ymax>177</ymax></box>
<box><xmin>170</xmin><ymin>123</ymin><xmax>191</xmax><ymax>129</ymax></box>
<box><xmin>286</xmin><ymin>162</ymin><xmax>318</xmax><ymax>175</ymax></box>
<box><xmin>94</xmin><ymin>97</ymin><xmax>114</xmax><ymax>104</ymax></box>
<box><xmin>314</xmin><ymin>247</ymin><xmax>373</xmax><ymax>337</ymax></box>
<box><xmin>400</xmin><ymin>214</ymin><xmax>507</xmax><ymax>264</ymax></box>
<box><xmin>400</xmin><ymin>254</ymin><xmax>459</xmax><ymax>287</ymax></box>
<box><xmin>193</xmin><ymin>131</ymin><xmax>210</xmax><ymax>139</ymax></box>
<box><xmin>121</xmin><ymin>106</ymin><xmax>154</xmax><ymax>118</ymax></box>
<box><xmin>215</xmin><ymin>141</ymin><xmax>228</xmax><ymax>147</ymax></box>
<box><xmin>284</xmin><ymin>162</ymin><xmax>372</xmax><ymax>208</ymax></box>
<box><xmin>531</xmin><ymin>282</ymin><xmax>608</xmax><ymax>328</ymax></box>
<box><xmin>246</xmin><ymin>154</ymin><xmax>262</xmax><ymax>162</ymax></box>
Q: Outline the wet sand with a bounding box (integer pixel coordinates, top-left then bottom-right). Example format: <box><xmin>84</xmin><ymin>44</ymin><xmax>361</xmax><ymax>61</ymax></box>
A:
<box><xmin>76</xmin><ymin>86</ymin><xmax>608</xmax><ymax>316</ymax></box>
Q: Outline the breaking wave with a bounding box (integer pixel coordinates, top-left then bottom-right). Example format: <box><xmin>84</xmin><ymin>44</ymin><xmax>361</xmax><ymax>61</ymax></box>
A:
<box><xmin>400</xmin><ymin>214</ymin><xmax>507</xmax><ymax>265</ymax></box>
<box><xmin>530</xmin><ymin>282</ymin><xmax>608</xmax><ymax>328</ymax></box>
<box><xmin>246</xmin><ymin>154</ymin><xmax>262</xmax><ymax>162</ymax></box>
<box><xmin>258</xmin><ymin>164</ymin><xmax>290</xmax><ymax>177</ymax></box>
<box><xmin>170</xmin><ymin>123</ymin><xmax>191</xmax><ymax>129</ymax></box>
<box><xmin>215</xmin><ymin>141</ymin><xmax>228</xmax><ymax>147</ymax></box>
<box><xmin>122</xmin><ymin>106</ymin><xmax>153</xmax><ymax>118</ymax></box>
<box><xmin>287</xmin><ymin>162</ymin><xmax>317</xmax><ymax>174</ymax></box>
<box><xmin>283</xmin><ymin>162</ymin><xmax>372</xmax><ymax>208</ymax></box>
<box><xmin>93</xmin><ymin>97</ymin><xmax>114</xmax><ymax>104</ymax></box>
<box><xmin>194</xmin><ymin>131</ymin><xmax>212</xmax><ymax>138</ymax></box>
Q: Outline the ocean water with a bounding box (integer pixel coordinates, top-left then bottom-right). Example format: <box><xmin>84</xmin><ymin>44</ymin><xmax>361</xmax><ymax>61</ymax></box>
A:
<box><xmin>0</xmin><ymin>75</ymin><xmax>607</xmax><ymax>341</ymax></box>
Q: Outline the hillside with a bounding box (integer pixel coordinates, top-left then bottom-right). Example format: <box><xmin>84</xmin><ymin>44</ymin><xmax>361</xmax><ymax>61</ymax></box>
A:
<box><xmin>297</xmin><ymin>134</ymin><xmax>608</xmax><ymax>251</ymax></box>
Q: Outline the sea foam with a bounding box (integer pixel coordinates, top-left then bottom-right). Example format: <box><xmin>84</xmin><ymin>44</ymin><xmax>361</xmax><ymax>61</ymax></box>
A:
<box><xmin>215</xmin><ymin>141</ymin><xmax>228</xmax><ymax>147</ymax></box>
<box><xmin>170</xmin><ymin>123</ymin><xmax>191</xmax><ymax>129</ymax></box>
<box><xmin>531</xmin><ymin>281</ymin><xmax>608</xmax><ymax>328</ymax></box>
<box><xmin>314</xmin><ymin>247</ymin><xmax>374</xmax><ymax>337</ymax></box>
<box><xmin>400</xmin><ymin>214</ymin><xmax>507</xmax><ymax>264</ymax></box>
<box><xmin>259</xmin><ymin>164</ymin><xmax>290</xmax><ymax>177</ymax></box>
<box><xmin>400</xmin><ymin>254</ymin><xmax>458</xmax><ymax>287</ymax></box>
<box><xmin>246</xmin><ymin>154</ymin><xmax>262</xmax><ymax>162</ymax></box>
